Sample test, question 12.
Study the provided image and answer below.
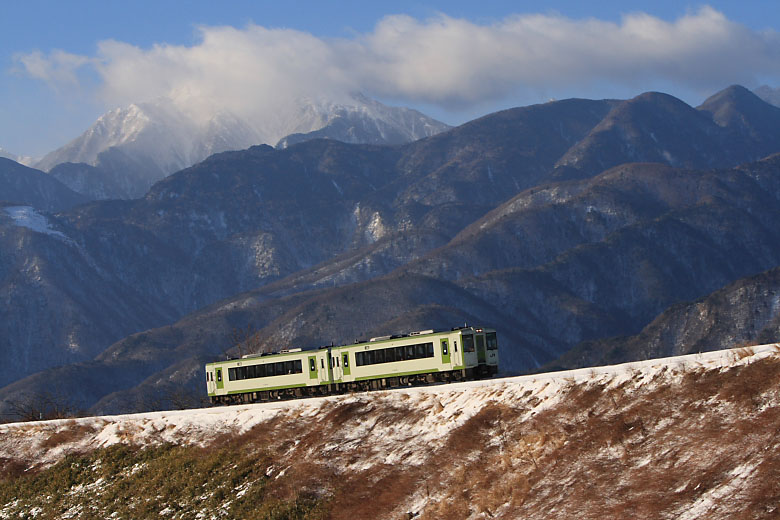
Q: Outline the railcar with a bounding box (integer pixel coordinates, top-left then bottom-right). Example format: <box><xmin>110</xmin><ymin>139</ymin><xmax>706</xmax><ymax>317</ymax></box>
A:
<box><xmin>205</xmin><ymin>326</ymin><xmax>498</xmax><ymax>405</ymax></box>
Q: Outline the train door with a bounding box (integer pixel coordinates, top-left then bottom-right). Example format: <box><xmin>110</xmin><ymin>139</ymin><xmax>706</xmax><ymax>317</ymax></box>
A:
<box><xmin>215</xmin><ymin>368</ymin><xmax>224</xmax><ymax>390</ymax></box>
<box><xmin>308</xmin><ymin>356</ymin><xmax>319</xmax><ymax>382</ymax></box>
<box><xmin>319</xmin><ymin>353</ymin><xmax>329</xmax><ymax>383</ymax></box>
<box><xmin>341</xmin><ymin>352</ymin><xmax>351</xmax><ymax>380</ymax></box>
<box><xmin>330</xmin><ymin>350</ymin><xmax>343</xmax><ymax>381</ymax></box>
<box><xmin>441</xmin><ymin>339</ymin><xmax>452</xmax><ymax>369</ymax></box>
<box><xmin>476</xmin><ymin>333</ymin><xmax>487</xmax><ymax>364</ymax></box>
<box><xmin>206</xmin><ymin>369</ymin><xmax>216</xmax><ymax>395</ymax></box>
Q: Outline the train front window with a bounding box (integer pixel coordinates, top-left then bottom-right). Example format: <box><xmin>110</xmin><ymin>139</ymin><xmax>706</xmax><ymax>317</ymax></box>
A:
<box><xmin>463</xmin><ymin>334</ymin><xmax>475</xmax><ymax>352</ymax></box>
<box><xmin>486</xmin><ymin>332</ymin><xmax>498</xmax><ymax>350</ymax></box>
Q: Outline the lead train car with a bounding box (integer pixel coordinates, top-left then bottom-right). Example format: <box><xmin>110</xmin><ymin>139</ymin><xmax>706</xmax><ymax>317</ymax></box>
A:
<box><xmin>205</xmin><ymin>326</ymin><xmax>498</xmax><ymax>405</ymax></box>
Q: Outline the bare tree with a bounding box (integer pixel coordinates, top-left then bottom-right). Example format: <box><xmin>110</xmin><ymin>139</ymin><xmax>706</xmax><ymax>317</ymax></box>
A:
<box><xmin>4</xmin><ymin>390</ymin><xmax>82</xmax><ymax>422</ymax></box>
<box><xmin>228</xmin><ymin>324</ymin><xmax>264</xmax><ymax>358</ymax></box>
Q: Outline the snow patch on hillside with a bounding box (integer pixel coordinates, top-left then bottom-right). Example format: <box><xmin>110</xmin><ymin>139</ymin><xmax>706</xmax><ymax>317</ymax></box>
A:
<box><xmin>3</xmin><ymin>206</ymin><xmax>71</xmax><ymax>242</ymax></box>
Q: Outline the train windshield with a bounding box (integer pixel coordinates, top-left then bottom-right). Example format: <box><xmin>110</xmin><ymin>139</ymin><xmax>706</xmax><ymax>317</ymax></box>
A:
<box><xmin>463</xmin><ymin>334</ymin><xmax>475</xmax><ymax>352</ymax></box>
<box><xmin>486</xmin><ymin>332</ymin><xmax>498</xmax><ymax>350</ymax></box>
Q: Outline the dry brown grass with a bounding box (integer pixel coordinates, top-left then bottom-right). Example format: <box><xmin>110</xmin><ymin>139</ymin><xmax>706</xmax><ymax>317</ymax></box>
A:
<box><xmin>413</xmin><ymin>356</ymin><xmax>780</xmax><ymax>519</ymax></box>
<box><xmin>39</xmin><ymin>420</ymin><xmax>98</xmax><ymax>449</ymax></box>
<box><xmin>6</xmin><ymin>355</ymin><xmax>780</xmax><ymax>519</ymax></box>
<box><xmin>0</xmin><ymin>457</ymin><xmax>28</xmax><ymax>481</ymax></box>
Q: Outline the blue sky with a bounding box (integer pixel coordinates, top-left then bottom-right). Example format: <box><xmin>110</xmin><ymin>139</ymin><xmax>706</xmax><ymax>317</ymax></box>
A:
<box><xmin>2</xmin><ymin>1</ymin><xmax>780</xmax><ymax>157</ymax></box>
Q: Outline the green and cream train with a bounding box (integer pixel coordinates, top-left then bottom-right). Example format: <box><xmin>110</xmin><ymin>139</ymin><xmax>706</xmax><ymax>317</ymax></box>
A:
<box><xmin>205</xmin><ymin>326</ymin><xmax>498</xmax><ymax>404</ymax></box>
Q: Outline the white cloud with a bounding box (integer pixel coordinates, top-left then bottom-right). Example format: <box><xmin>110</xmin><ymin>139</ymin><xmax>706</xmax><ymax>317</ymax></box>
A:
<box><xmin>14</xmin><ymin>7</ymin><xmax>780</xmax><ymax>120</ymax></box>
<box><xmin>14</xmin><ymin>49</ymin><xmax>94</xmax><ymax>87</ymax></box>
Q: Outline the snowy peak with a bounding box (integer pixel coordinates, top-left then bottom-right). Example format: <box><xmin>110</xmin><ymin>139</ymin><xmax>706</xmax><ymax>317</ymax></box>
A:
<box><xmin>34</xmin><ymin>94</ymin><xmax>449</xmax><ymax>200</ymax></box>
<box><xmin>276</xmin><ymin>94</ymin><xmax>450</xmax><ymax>148</ymax></box>
<box><xmin>37</xmin><ymin>94</ymin><xmax>449</xmax><ymax>172</ymax></box>
<box><xmin>35</xmin><ymin>100</ymin><xmax>231</xmax><ymax>174</ymax></box>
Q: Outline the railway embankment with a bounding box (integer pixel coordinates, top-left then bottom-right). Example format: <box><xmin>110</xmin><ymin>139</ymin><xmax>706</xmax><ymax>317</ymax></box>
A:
<box><xmin>1</xmin><ymin>344</ymin><xmax>779</xmax><ymax>519</ymax></box>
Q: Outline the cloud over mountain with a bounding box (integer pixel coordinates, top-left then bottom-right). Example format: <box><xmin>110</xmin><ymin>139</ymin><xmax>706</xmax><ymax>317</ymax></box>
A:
<box><xmin>17</xmin><ymin>7</ymin><xmax>780</xmax><ymax>124</ymax></box>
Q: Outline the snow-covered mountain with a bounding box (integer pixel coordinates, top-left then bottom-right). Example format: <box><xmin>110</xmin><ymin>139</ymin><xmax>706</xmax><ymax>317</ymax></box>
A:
<box><xmin>34</xmin><ymin>95</ymin><xmax>450</xmax><ymax>199</ymax></box>
<box><xmin>35</xmin><ymin>102</ymin><xmax>262</xmax><ymax>177</ymax></box>
<box><xmin>276</xmin><ymin>93</ymin><xmax>451</xmax><ymax>148</ymax></box>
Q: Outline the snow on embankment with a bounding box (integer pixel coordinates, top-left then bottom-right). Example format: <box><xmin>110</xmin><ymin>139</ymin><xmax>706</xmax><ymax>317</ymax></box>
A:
<box><xmin>1</xmin><ymin>344</ymin><xmax>771</xmax><ymax>464</ymax></box>
<box><xmin>2</xmin><ymin>344</ymin><xmax>780</xmax><ymax>519</ymax></box>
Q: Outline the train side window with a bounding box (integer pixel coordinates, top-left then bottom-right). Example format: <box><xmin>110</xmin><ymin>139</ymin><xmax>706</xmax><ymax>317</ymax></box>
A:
<box><xmin>217</xmin><ymin>369</ymin><xmax>222</xmax><ymax>382</ymax></box>
<box><xmin>356</xmin><ymin>352</ymin><xmax>363</xmax><ymax>366</ymax></box>
<box><xmin>343</xmin><ymin>354</ymin><xmax>349</xmax><ymax>367</ymax></box>
<box><xmin>427</xmin><ymin>343</ymin><xmax>434</xmax><ymax>357</ymax></box>
<box><xmin>442</xmin><ymin>341</ymin><xmax>449</xmax><ymax>356</ymax></box>
<box><xmin>310</xmin><ymin>359</ymin><xmax>316</xmax><ymax>372</ymax></box>
<box><xmin>454</xmin><ymin>341</ymin><xmax>458</xmax><ymax>352</ymax></box>
<box><xmin>295</xmin><ymin>360</ymin><xmax>302</xmax><ymax>373</ymax></box>
<box><xmin>321</xmin><ymin>359</ymin><xmax>325</xmax><ymax>369</ymax></box>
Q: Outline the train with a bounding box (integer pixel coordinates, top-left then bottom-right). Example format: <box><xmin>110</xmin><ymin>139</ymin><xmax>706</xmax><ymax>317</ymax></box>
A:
<box><xmin>205</xmin><ymin>326</ymin><xmax>498</xmax><ymax>404</ymax></box>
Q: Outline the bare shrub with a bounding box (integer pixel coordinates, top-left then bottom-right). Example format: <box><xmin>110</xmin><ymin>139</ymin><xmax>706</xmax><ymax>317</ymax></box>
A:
<box><xmin>5</xmin><ymin>390</ymin><xmax>83</xmax><ymax>422</ymax></box>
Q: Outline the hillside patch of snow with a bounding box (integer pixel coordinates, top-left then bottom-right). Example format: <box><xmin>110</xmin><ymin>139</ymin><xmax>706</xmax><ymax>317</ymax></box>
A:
<box><xmin>3</xmin><ymin>206</ymin><xmax>71</xmax><ymax>242</ymax></box>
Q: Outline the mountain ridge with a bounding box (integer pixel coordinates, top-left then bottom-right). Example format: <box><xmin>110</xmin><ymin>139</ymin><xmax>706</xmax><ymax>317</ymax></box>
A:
<box><xmin>34</xmin><ymin>95</ymin><xmax>450</xmax><ymax>200</ymax></box>
<box><xmin>3</xmin><ymin>85</ymin><xmax>780</xmax><ymax>416</ymax></box>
